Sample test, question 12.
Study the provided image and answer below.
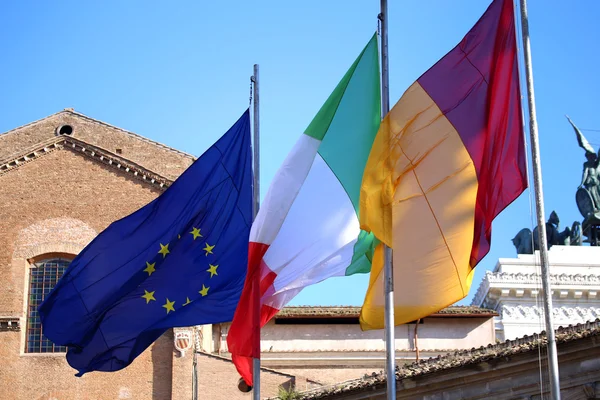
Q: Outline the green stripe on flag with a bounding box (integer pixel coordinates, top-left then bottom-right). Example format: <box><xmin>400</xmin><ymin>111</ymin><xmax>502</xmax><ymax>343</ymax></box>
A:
<box><xmin>305</xmin><ymin>33</ymin><xmax>381</xmax><ymax>276</ymax></box>
<box><xmin>317</xmin><ymin>34</ymin><xmax>380</xmax><ymax>213</ymax></box>
<box><xmin>304</xmin><ymin>32</ymin><xmax>380</xmax><ymax>148</ymax></box>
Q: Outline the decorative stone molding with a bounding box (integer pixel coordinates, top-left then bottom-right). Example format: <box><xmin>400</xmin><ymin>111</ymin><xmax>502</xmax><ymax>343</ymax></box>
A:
<box><xmin>501</xmin><ymin>305</ymin><xmax>542</xmax><ymax>320</ymax></box>
<box><xmin>0</xmin><ymin>137</ymin><xmax>62</xmax><ymax>174</ymax></box>
<box><xmin>13</xmin><ymin>217</ymin><xmax>97</xmax><ymax>259</ymax></box>
<box><xmin>471</xmin><ymin>273</ymin><xmax>492</xmax><ymax>306</ymax></box>
<box><xmin>472</xmin><ymin>271</ymin><xmax>600</xmax><ymax>306</ymax></box>
<box><xmin>0</xmin><ymin>135</ymin><xmax>171</xmax><ymax>190</ymax></box>
<box><xmin>501</xmin><ymin>305</ymin><xmax>600</xmax><ymax>323</ymax></box>
<box><xmin>489</xmin><ymin>271</ymin><xmax>600</xmax><ymax>285</ymax></box>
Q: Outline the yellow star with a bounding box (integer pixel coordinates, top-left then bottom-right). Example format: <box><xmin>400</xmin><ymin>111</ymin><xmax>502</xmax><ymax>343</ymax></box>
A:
<box><xmin>143</xmin><ymin>261</ymin><xmax>156</xmax><ymax>276</ymax></box>
<box><xmin>178</xmin><ymin>234</ymin><xmax>181</xmax><ymax>239</ymax></box>
<box><xmin>141</xmin><ymin>290</ymin><xmax>156</xmax><ymax>304</ymax></box>
<box><xmin>207</xmin><ymin>264</ymin><xmax>218</xmax><ymax>278</ymax></box>
<box><xmin>183</xmin><ymin>297</ymin><xmax>192</xmax><ymax>306</ymax></box>
<box><xmin>158</xmin><ymin>243</ymin><xmax>170</xmax><ymax>258</ymax></box>
<box><xmin>162</xmin><ymin>298</ymin><xmax>175</xmax><ymax>314</ymax></box>
<box><xmin>203</xmin><ymin>243</ymin><xmax>215</xmax><ymax>256</ymax></box>
<box><xmin>190</xmin><ymin>227</ymin><xmax>203</xmax><ymax>240</ymax></box>
<box><xmin>199</xmin><ymin>284</ymin><xmax>209</xmax><ymax>297</ymax></box>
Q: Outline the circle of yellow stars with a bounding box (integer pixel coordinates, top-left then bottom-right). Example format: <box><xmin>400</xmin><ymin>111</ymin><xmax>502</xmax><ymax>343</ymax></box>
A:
<box><xmin>140</xmin><ymin>226</ymin><xmax>218</xmax><ymax>314</ymax></box>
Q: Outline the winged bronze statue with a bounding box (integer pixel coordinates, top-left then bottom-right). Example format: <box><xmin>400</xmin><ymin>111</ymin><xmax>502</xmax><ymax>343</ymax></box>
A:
<box><xmin>568</xmin><ymin>115</ymin><xmax>600</xmax><ymax>218</ymax></box>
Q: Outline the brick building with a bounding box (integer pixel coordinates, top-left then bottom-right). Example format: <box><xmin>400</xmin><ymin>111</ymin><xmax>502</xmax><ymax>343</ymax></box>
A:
<box><xmin>0</xmin><ymin>109</ymin><xmax>295</xmax><ymax>399</ymax></box>
<box><xmin>0</xmin><ymin>110</ymin><xmax>499</xmax><ymax>400</ymax></box>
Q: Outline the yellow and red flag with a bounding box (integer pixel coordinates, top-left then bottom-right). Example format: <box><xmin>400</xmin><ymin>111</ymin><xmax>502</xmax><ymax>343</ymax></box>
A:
<box><xmin>359</xmin><ymin>0</ymin><xmax>527</xmax><ymax>329</ymax></box>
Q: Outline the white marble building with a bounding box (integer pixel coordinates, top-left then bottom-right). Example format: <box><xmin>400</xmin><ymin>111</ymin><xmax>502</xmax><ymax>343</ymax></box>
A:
<box><xmin>472</xmin><ymin>245</ymin><xmax>600</xmax><ymax>341</ymax></box>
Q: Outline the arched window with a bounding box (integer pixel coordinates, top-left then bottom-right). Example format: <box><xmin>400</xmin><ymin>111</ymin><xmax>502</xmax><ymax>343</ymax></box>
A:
<box><xmin>26</xmin><ymin>257</ymin><xmax>71</xmax><ymax>353</ymax></box>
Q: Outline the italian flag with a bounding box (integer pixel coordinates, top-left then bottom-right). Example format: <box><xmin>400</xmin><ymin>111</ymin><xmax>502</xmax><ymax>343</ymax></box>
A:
<box><xmin>227</xmin><ymin>33</ymin><xmax>381</xmax><ymax>385</ymax></box>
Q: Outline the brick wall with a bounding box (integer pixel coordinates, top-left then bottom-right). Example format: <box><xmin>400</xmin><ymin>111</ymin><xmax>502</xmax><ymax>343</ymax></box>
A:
<box><xmin>0</xmin><ymin>115</ymin><xmax>308</xmax><ymax>400</ymax></box>
<box><xmin>0</xmin><ymin>149</ymin><xmax>161</xmax><ymax>313</ymax></box>
<box><xmin>0</xmin><ymin>111</ymin><xmax>194</xmax><ymax>180</ymax></box>
<box><xmin>0</xmin><ymin>148</ymin><xmax>176</xmax><ymax>399</ymax></box>
<box><xmin>0</xmin><ymin>328</ymin><xmax>174</xmax><ymax>400</ymax></box>
<box><xmin>194</xmin><ymin>353</ymin><xmax>293</xmax><ymax>400</ymax></box>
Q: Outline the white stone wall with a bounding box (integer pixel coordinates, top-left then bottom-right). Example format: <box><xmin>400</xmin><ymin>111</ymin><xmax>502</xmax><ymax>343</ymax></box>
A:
<box><xmin>216</xmin><ymin>316</ymin><xmax>494</xmax><ymax>355</ymax></box>
<box><xmin>472</xmin><ymin>245</ymin><xmax>600</xmax><ymax>341</ymax></box>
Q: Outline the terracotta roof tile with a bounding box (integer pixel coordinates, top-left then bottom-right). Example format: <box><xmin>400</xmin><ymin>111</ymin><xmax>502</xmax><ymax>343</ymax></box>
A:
<box><xmin>274</xmin><ymin>305</ymin><xmax>497</xmax><ymax>319</ymax></box>
<box><xmin>291</xmin><ymin>319</ymin><xmax>600</xmax><ymax>399</ymax></box>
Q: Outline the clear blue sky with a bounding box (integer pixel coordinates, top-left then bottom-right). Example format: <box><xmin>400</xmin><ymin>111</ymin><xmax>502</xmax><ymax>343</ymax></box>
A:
<box><xmin>1</xmin><ymin>1</ymin><xmax>598</xmax><ymax>307</ymax></box>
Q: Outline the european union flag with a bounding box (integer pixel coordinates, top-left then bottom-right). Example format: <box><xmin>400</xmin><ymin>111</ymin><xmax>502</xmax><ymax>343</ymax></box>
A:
<box><xmin>39</xmin><ymin>110</ymin><xmax>252</xmax><ymax>376</ymax></box>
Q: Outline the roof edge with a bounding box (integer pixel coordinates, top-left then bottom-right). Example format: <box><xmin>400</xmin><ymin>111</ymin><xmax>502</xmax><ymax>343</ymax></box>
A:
<box><xmin>0</xmin><ymin>135</ymin><xmax>172</xmax><ymax>191</ymax></box>
<box><xmin>274</xmin><ymin>306</ymin><xmax>498</xmax><ymax>319</ymax></box>
<box><xmin>0</xmin><ymin>109</ymin><xmax>196</xmax><ymax>161</ymax></box>
<box><xmin>66</xmin><ymin>109</ymin><xmax>196</xmax><ymax>160</ymax></box>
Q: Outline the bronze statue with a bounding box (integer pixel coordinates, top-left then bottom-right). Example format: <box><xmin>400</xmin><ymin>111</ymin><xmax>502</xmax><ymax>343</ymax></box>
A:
<box><xmin>568</xmin><ymin>116</ymin><xmax>600</xmax><ymax>218</ymax></box>
<box><xmin>559</xmin><ymin>221</ymin><xmax>582</xmax><ymax>246</ymax></box>
<box><xmin>510</xmin><ymin>117</ymin><xmax>593</xmax><ymax>254</ymax></box>
<box><xmin>533</xmin><ymin>211</ymin><xmax>561</xmax><ymax>250</ymax></box>
<box><xmin>512</xmin><ymin>228</ymin><xmax>533</xmax><ymax>254</ymax></box>
<box><xmin>511</xmin><ymin>211</ymin><xmax>581</xmax><ymax>254</ymax></box>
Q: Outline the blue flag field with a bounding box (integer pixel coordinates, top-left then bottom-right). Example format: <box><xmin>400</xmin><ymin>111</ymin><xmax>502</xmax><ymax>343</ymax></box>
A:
<box><xmin>39</xmin><ymin>110</ymin><xmax>252</xmax><ymax>376</ymax></box>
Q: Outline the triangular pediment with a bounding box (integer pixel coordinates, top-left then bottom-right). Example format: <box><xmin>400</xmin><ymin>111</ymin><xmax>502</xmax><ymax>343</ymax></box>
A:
<box><xmin>0</xmin><ymin>109</ymin><xmax>195</xmax><ymax>180</ymax></box>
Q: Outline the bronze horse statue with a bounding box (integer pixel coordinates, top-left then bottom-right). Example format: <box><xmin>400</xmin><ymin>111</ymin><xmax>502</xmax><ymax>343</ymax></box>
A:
<box><xmin>512</xmin><ymin>211</ymin><xmax>581</xmax><ymax>254</ymax></box>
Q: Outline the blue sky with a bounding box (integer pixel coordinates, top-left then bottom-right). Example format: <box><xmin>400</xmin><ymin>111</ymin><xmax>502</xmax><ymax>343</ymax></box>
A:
<box><xmin>1</xmin><ymin>1</ymin><xmax>598</xmax><ymax>307</ymax></box>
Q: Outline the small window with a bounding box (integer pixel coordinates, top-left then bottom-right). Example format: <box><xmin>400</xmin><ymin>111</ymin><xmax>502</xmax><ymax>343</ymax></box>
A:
<box><xmin>26</xmin><ymin>258</ymin><xmax>71</xmax><ymax>353</ymax></box>
<box><xmin>56</xmin><ymin>125</ymin><xmax>73</xmax><ymax>136</ymax></box>
<box><xmin>116</xmin><ymin>148</ymin><xmax>123</xmax><ymax>155</ymax></box>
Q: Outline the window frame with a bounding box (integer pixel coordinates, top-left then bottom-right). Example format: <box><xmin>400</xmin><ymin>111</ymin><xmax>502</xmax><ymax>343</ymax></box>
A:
<box><xmin>24</xmin><ymin>253</ymin><xmax>73</xmax><ymax>354</ymax></box>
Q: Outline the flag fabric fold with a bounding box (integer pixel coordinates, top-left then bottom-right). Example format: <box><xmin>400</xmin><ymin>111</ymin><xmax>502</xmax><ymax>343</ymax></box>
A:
<box><xmin>359</xmin><ymin>0</ymin><xmax>527</xmax><ymax>329</ymax></box>
<box><xmin>227</xmin><ymin>33</ymin><xmax>381</xmax><ymax>386</ymax></box>
<box><xmin>39</xmin><ymin>110</ymin><xmax>252</xmax><ymax>375</ymax></box>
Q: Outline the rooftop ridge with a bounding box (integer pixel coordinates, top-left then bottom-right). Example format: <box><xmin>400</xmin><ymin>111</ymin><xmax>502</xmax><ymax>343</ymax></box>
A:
<box><xmin>0</xmin><ymin>109</ymin><xmax>196</xmax><ymax>161</ymax></box>
<box><xmin>0</xmin><ymin>111</ymin><xmax>65</xmax><ymax>137</ymax></box>
<box><xmin>275</xmin><ymin>305</ymin><xmax>497</xmax><ymax>318</ymax></box>
<box><xmin>66</xmin><ymin>109</ymin><xmax>196</xmax><ymax>160</ymax></box>
<box><xmin>222</xmin><ymin>348</ymin><xmax>483</xmax><ymax>354</ymax></box>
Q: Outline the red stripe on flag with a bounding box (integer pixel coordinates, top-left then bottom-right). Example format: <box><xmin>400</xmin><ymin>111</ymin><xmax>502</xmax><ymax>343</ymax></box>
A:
<box><xmin>417</xmin><ymin>0</ymin><xmax>527</xmax><ymax>268</ymax></box>
<box><xmin>227</xmin><ymin>242</ymin><xmax>277</xmax><ymax>386</ymax></box>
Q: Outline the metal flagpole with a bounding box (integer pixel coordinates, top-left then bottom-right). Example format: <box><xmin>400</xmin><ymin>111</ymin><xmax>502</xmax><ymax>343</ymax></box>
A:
<box><xmin>192</xmin><ymin>349</ymin><xmax>198</xmax><ymax>400</ymax></box>
<box><xmin>379</xmin><ymin>1</ymin><xmax>396</xmax><ymax>399</ymax></box>
<box><xmin>517</xmin><ymin>0</ymin><xmax>561</xmax><ymax>398</ymax></box>
<box><xmin>251</xmin><ymin>64</ymin><xmax>261</xmax><ymax>400</ymax></box>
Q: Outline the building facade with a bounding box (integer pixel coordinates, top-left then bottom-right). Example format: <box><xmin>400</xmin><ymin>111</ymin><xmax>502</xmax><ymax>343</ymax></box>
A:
<box><xmin>213</xmin><ymin>306</ymin><xmax>496</xmax><ymax>389</ymax></box>
<box><xmin>296</xmin><ymin>320</ymin><xmax>600</xmax><ymax>400</ymax></box>
<box><xmin>472</xmin><ymin>245</ymin><xmax>600</xmax><ymax>341</ymax></box>
<box><xmin>1</xmin><ymin>110</ymin><xmax>498</xmax><ymax>400</ymax></box>
<box><xmin>0</xmin><ymin>109</ymin><xmax>293</xmax><ymax>400</ymax></box>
